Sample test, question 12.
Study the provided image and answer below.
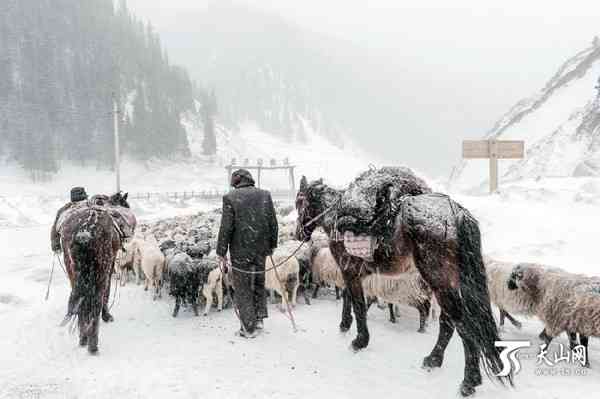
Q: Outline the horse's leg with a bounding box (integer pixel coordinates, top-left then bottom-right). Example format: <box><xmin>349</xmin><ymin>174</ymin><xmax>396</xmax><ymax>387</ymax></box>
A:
<box><xmin>459</xmin><ymin>336</ymin><xmax>483</xmax><ymax>397</ymax></box>
<box><xmin>335</xmin><ymin>286</ymin><xmax>341</xmax><ymax>300</ymax></box>
<box><xmin>423</xmin><ymin>311</ymin><xmax>454</xmax><ymax>368</ymax></box>
<box><xmin>87</xmin><ymin>314</ymin><xmax>100</xmax><ymax>354</ymax></box>
<box><xmin>173</xmin><ymin>296</ymin><xmax>181</xmax><ymax>318</ymax></box>
<box><xmin>345</xmin><ymin>275</ymin><xmax>369</xmax><ymax>351</ymax></box>
<box><xmin>417</xmin><ymin>300</ymin><xmax>430</xmax><ymax>333</ymax></box>
<box><xmin>102</xmin><ymin>269</ymin><xmax>114</xmax><ymax>323</ymax></box>
<box><xmin>78</xmin><ymin>313</ymin><xmax>88</xmax><ymax>347</ymax></box>
<box><xmin>339</xmin><ymin>288</ymin><xmax>353</xmax><ymax>332</ymax></box>
<box><xmin>388</xmin><ymin>303</ymin><xmax>397</xmax><ymax>324</ymax></box>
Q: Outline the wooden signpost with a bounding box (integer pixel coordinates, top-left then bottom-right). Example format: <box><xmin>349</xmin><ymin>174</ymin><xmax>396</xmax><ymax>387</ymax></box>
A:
<box><xmin>225</xmin><ymin>158</ymin><xmax>296</xmax><ymax>198</ymax></box>
<box><xmin>462</xmin><ymin>139</ymin><xmax>524</xmax><ymax>193</ymax></box>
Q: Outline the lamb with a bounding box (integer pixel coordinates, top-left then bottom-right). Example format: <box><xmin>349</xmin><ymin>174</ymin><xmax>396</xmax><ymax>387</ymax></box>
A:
<box><xmin>485</xmin><ymin>258</ymin><xmax>538</xmax><ymax>329</ymax></box>
<box><xmin>508</xmin><ymin>263</ymin><xmax>600</xmax><ymax>367</ymax></box>
<box><xmin>115</xmin><ymin>239</ymin><xmax>138</xmax><ymax>286</ymax></box>
<box><xmin>135</xmin><ymin>236</ymin><xmax>166</xmax><ymax>300</ymax></box>
<box><xmin>265</xmin><ymin>247</ymin><xmax>300</xmax><ymax>310</ymax></box>
<box><xmin>196</xmin><ymin>257</ymin><xmax>231</xmax><ymax>316</ymax></box>
<box><xmin>310</xmin><ymin>247</ymin><xmax>345</xmax><ymax>300</ymax></box>
<box><xmin>361</xmin><ymin>268</ymin><xmax>433</xmax><ymax>333</ymax></box>
<box><xmin>163</xmin><ymin>248</ymin><xmax>202</xmax><ymax>317</ymax></box>
<box><xmin>296</xmin><ymin>235</ymin><xmax>330</xmax><ymax>304</ymax></box>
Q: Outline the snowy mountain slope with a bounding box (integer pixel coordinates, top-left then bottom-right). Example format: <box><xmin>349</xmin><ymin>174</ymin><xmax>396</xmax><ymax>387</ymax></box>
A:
<box><xmin>451</xmin><ymin>41</ymin><xmax>600</xmax><ymax>191</ymax></box>
<box><xmin>0</xmin><ymin>116</ymin><xmax>372</xmax><ymax>227</ymax></box>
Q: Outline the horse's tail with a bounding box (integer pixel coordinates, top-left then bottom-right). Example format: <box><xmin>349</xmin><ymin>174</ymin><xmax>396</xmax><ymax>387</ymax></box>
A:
<box><xmin>68</xmin><ymin>230</ymin><xmax>101</xmax><ymax>333</ymax></box>
<box><xmin>456</xmin><ymin>207</ymin><xmax>513</xmax><ymax>387</ymax></box>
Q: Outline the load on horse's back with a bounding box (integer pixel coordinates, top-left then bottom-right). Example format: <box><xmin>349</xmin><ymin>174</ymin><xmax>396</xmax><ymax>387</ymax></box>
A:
<box><xmin>295</xmin><ymin>167</ymin><xmax>511</xmax><ymax>397</ymax></box>
<box><xmin>52</xmin><ymin>190</ymin><xmax>136</xmax><ymax>354</ymax></box>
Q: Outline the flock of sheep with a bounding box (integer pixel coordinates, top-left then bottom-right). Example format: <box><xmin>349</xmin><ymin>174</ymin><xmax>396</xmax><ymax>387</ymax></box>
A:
<box><xmin>113</xmin><ymin>207</ymin><xmax>599</xmax><ymax>367</ymax></box>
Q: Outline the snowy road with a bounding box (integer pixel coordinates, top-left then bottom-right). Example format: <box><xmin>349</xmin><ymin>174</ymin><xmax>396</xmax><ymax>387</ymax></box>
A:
<box><xmin>2</xmin><ymin>185</ymin><xmax>600</xmax><ymax>399</ymax></box>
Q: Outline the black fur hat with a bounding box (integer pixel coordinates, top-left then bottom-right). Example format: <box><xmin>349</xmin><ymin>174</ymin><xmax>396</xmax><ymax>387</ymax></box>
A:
<box><xmin>70</xmin><ymin>187</ymin><xmax>88</xmax><ymax>202</ymax></box>
<box><xmin>231</xmin><ymin>169</ymin><xmax>255</xmax><ymax>188</ymax></box>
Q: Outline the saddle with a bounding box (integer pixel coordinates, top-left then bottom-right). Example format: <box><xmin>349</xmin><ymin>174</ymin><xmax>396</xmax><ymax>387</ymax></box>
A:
<box><xmin>55</xmin><ymin>200</ymin><xmax>136</xmax><ymax>244</ymax></box>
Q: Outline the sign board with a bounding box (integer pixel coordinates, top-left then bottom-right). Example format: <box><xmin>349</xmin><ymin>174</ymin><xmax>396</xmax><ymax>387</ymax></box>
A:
<box><xmin>463</xmin><ymin>140</ymin><xmax>524</xmax><ymax>159</ymax></box>
<box><xmin>462</xmin><ymin>139</ymin><xmax>525</xmax><ymax>194</ymax></box>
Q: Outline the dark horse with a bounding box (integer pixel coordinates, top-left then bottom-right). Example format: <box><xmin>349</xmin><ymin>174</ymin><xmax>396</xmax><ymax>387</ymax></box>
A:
<box><xmin>59</xmin><ymin>192</ymin><xmax>135</xmax><ymax>354</ymax></box>
<box><xmin>295</xmin><ymin>178</ymin><xmax>511</xmax><ymax>396</ymax></box>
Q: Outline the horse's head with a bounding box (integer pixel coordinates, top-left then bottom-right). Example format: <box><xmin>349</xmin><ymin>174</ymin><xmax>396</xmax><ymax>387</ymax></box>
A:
<box><xmin>109</xmin><ymin>192</ymin><xmax>130</xmax><ymax>208</ymax></box>
<box><xmin>295</xmin><ymin>176</ymin><xmax>329</xmax><ymax>242</ymax></box>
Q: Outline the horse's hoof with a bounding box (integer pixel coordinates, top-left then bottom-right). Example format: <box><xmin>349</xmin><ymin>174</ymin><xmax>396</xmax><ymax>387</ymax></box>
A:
<box><xmin>203</xmin><ymin>312</ymin><xmax>208</xmax><ymax>317</ymax></box>
<box><xmin>79</xmin><ymin>337</ymin><xmax>88</xmax><ymax>347</ymax></box>
<box><xmin>339</xmin><ymin>325</ymin><xmax>351</xmax><ymax>333</ymax></box>
<box><xmin>351</xmin><ymin>335</ymin><xmax>369</xmax><ymax>352</ymax></box>
<box><xmin>422</xmin><ymin>354</ymin><xmax>443</xmax><ymax>369</ymax></box>
<box><xmin>459</xmin><ymin>382</ymin><xmax>476</xmax><ymax>397</ymax></box>
<box><xmin>417</xmin><ymin>327</ymin><xmax>426</xmax><ymax>334</ymax></box>
<box><xmin>389</xmin><ymin>318</ymin><xmax>397</xmax><ymax>324</ymax></box>
<box><xmin>102</xmin><ymin>313</ymin><xmax>114</xmax><ymax>323</ymax></box>
<box><xmin>88</xmin><ymin>346</ymin><xmax>99</xmax><ymax>355</ymax></box>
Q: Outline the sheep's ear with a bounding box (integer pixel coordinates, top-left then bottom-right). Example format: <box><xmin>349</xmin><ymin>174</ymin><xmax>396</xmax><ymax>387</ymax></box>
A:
<box><xmin>122</xmin><ymin>192</ymin><xmax>128</xmax><ymax>201</ymax></box>
<box><xmin>299</xmin><ymin>176</ymin><xmax>308</xmax><ymax>192</ymax></box>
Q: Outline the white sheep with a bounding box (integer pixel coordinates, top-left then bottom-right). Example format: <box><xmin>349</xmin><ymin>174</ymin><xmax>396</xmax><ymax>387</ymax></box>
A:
<box><xmin>361</xmin><ymin>269</ymin><xmax>433</xmax><ymax>333</ymax></box>
<box><xmin>265</xmin><ymin>249</ymin><xmax>300</xmax><ymax>311</ymax></box>
<box><xmin>310</xmin><ymin>247</ymin><xmax>345</xmax><ymax>299</ymax></box>
<box><xmin>485</xmin><ymin>258</ymin><xmax>538</xmax><ymax>329</ymax></box>
<box><xmin>135</xmin><ymin>237</ymin><xmax>166</xmax><ymax>300</ymax></box>
<box><xmin>201</xmin><ymin>267</ymin><xmax>225</xmax><ymax>316</ymax></box>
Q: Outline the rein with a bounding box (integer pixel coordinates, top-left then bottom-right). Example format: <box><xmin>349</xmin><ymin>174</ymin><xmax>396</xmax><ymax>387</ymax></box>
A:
<box><xmin>226</xmin><ymin>240</ymin><xmax>307</xmax><ymax>275</ymax></box>
<box><xmin>301</xmin><ymin>195</ymin><xmax>342</xmax><ymax>231</ymax></box>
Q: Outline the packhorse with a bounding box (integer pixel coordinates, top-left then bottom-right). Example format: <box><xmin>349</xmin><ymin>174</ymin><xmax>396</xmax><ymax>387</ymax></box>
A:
<box><xmin>295</xmin><ymin>176</ymin><xmax>511</xmax><ymax>396</ymax></box>
<box><xmin>57</xmin><ymin>192</ymin><xmax>136</xmax><ymax>354</ymax></box>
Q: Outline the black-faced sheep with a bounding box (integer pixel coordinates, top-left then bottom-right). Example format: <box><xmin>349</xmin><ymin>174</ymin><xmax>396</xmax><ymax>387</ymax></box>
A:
<box><xmin>485</xmin><ymin>258</ymin><xmax>538</xmax><ymax>329</ymax></box>
<box><xmin>163</xmin><ymin>248</ymin><xmax>202</xmax><ymax>317</ymax></box>
<box><xmin>508</xmin><ymin>263</ymin><xmax>600</xmax><ymax>367</ymax></box>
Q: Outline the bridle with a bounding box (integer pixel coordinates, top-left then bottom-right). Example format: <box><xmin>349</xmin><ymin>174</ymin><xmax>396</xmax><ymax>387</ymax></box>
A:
<box><xmin>296</xmin><ymin>191</ymin><xmax>342</xmax><ymax>241</ymax></box>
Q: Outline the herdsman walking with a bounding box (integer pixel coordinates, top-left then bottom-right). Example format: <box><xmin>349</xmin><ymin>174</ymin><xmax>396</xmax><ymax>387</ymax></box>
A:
<box><xmin>217</xmin><ymin>169</ymin><xmax>279</xmax><ymax>338</ymax></box>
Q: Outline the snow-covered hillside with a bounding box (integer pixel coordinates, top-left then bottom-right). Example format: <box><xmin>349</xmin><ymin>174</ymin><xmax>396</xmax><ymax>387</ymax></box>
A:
<box><xmin>452</xmin><ymin>41</ymin><xmax>600</xmax><ymax>192</ymax></box>
<box><xmin>0</xmin><ymin>119</ymin><xmax>371</xmax><ymax>227</ymax></box>
<box><xmin>0</xmin><ymin>119</ymin><xmax>369</xmax><ymax>197</ymax></box>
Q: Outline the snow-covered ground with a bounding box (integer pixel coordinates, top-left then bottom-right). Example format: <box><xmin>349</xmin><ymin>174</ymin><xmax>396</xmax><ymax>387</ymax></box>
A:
<box><xmin>1</xmin><ymin>176</ymin><xmax>599</xmax><ymax>399</ymax></box>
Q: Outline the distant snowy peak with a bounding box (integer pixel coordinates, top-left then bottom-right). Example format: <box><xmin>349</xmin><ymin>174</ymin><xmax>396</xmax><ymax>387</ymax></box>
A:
<box><xmin>452</xmin><ymin>40</ymin><xmax>600</xmax><ymax>191</ymax></box>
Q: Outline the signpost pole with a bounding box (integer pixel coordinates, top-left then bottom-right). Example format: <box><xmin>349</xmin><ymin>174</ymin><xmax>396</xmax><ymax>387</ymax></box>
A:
<box><xmin>489</xmin><ymin>140</ymin><xmax>498</xmax><ymax>194</ymax></box>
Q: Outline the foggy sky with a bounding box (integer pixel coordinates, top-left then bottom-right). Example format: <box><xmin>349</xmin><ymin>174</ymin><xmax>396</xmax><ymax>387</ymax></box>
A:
<box><xmin>126</xmin><ymin>0</ymin><xmax>600</xmax><ymax>178</ymax></box>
